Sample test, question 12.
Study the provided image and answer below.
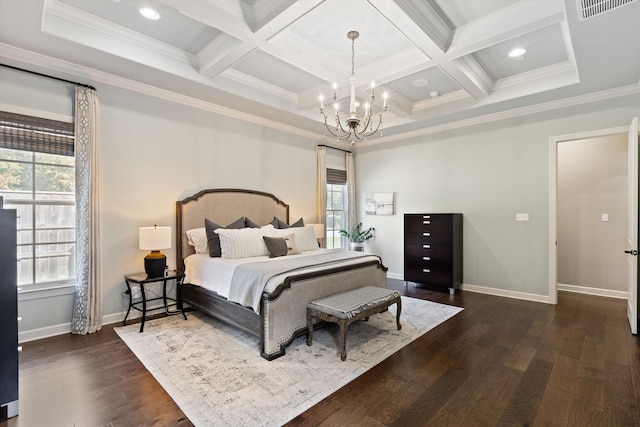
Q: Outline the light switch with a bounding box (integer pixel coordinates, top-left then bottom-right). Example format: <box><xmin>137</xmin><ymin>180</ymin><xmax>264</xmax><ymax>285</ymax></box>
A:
<box><xmin>516</xmin><ymin>213</ymin><xmax>529</xmax><ymax>221</ymax></box>
<box><xmin>602</xmin><ymin>213</ymin><xmax>609</xmax><ymax>222</ymax></box>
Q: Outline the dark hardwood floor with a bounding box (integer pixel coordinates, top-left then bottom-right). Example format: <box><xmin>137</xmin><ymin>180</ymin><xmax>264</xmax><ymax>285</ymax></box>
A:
<box><xmin>3</xmin><ymin>280</ymin><xmax>639</xmax><ymax>427</ymax></box>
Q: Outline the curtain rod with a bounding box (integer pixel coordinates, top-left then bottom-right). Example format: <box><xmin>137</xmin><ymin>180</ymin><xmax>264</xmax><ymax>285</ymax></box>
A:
<box><xmin>1</xmin><ymin>63</ymin><xmax>96</xmax><ymax>91</ymax></box>
<box><xmin>317</xmin><ymin>144</ymin><xmax>352</xmax><ymax>154</ymax></box>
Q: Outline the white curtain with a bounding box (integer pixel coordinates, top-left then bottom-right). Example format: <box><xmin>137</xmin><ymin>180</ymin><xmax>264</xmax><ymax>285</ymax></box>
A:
<box><xmin>316</xmin><ymin>146</ymin><xmax>327</xmax><ymax>248</ymax></box>
<box><xmin>346</xmin><ymin>152</ymin><xmax>356</xmax><ymax>239</ymax></box>
<box><xmin>71</xmin><ymin>86</ymin><xmax>102</xmax><ymax>335</ymax></box>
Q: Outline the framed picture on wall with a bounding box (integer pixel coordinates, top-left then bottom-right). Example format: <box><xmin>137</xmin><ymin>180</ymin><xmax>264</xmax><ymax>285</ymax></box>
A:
<box><xmin>365</xmin><ymin>192</ymin><xmax>395</xmax><ymax>215</ymax></box>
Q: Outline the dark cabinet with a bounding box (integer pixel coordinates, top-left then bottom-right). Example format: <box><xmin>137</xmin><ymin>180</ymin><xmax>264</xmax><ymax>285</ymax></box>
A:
<box><xmin>0</xmin><ymin>202</ymin><xmax>18</xmax><ymax>421</ymax></box>
<box><xmin>404</xmin><ymin>213</ymin><xmax>462</xmax><ymax>294</ymax></box>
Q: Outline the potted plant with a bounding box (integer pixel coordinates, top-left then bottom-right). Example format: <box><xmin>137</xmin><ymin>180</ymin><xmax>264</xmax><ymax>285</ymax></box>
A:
<box><xmin>339</xmin><ymin>222</ymin><xmax>375</xmax><ymax>252</ymax></box>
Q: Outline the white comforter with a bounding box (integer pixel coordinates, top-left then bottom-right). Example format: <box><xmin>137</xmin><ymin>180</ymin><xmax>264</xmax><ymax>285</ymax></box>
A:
<box><xmin>184</xmin><ymin>249</ymin><xmax>381</xmax><ymax>313</ymax></box>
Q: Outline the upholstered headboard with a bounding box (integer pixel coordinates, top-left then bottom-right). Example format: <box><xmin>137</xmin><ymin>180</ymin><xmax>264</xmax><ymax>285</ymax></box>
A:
<box><xmin>175</xmin><ymin>188</ymin><xmax>289</xmax><ymax>272</ymax></box>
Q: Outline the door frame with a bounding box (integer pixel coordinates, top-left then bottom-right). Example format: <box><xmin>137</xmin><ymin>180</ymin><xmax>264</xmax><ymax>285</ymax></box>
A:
<box><xmin>548</xmin><ymin>124</ymin><xmax>629</xmax><ymax>305</ymax></box>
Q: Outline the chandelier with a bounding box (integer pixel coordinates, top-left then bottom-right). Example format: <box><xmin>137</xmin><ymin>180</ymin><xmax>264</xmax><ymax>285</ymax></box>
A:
<box><xmin>319</xmin><ymin>31</ymin><xmax>388</xmax><ymax>144</ymax></box>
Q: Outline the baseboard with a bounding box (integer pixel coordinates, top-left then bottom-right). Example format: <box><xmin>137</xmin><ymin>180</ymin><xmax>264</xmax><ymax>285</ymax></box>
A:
<box><xmin>557</xmin><ymin>283</ymin><xmax>628</xmax><ymax>299</ymax></box>
<box><xmin>387</xmin><ymin>272</ymin><xmax>404</xmax><ymax>280</ymax></box>
<box><xmin>460</xmin><ymin>283</ymin><xmax>553</xmax><ymax>304</ymax></box>
<box><xmin>387</xmin><ymin>272</ymin><xmax>554</xmax><ymax>304</ymax></box>
<box><xmin>18</xmin><ymin>302</ymin><xmax>166</xmax><ymax>343</ymax></box>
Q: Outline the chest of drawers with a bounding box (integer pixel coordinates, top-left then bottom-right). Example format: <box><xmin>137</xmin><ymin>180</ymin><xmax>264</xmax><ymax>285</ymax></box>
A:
<box><xmin>0</xmin><ymin>205</ymin><xmax>18</xmax><ymax>420</ymax></box>
<box><xmin>404</xmin><ymin>213</ymin><xmax>462</xmax><ymax>294</ymax></box>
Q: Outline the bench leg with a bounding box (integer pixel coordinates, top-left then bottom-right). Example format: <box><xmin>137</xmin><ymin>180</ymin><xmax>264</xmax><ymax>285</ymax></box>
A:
<box><xmin>395</xmin><ymin>298</ymin><xmax>402</xmax><ymax>330</ymax></box>
<box><xmin>339</xmin><ymin>319</ymin><xmax>348</xmax><ymax>361</ymax></box>
<box><xmin>306</xmin><ymin>310</ymin><xmax>313</xmax><ymax>346</ymax></box>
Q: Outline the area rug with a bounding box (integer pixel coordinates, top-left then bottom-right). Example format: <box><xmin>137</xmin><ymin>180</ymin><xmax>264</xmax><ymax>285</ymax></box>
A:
<box><xmin>115</xmin><ymin>296</ymin><xmax>463</xmax><ymax>426</ymax></box>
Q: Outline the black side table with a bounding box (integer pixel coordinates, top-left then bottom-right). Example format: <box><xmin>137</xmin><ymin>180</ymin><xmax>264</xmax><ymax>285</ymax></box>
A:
<box><xmin>123</xmin><ymin>272</ymin><xmax>186</xmax><ymax>332</ymax></box>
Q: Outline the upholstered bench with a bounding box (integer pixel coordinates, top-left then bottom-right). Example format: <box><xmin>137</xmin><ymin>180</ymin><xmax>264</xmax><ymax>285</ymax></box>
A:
<box><xmin>306</xmin><ymin>286</ymin><xmax>402</xmax><ymax>361</ymax></box>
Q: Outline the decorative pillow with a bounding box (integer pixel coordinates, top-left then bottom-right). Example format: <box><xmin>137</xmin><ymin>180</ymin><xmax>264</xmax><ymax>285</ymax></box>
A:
<box><xmin>215</xmin><ymin>226</ymin><xmax>272</xmax><ymax>258</ymax></box>
<box><xmin>186</xmin><ymin>228</ymin><xmax>208</xmax><ymax>254</ymax></box>
<box><xmin>271</xmin><ymin>216</ymin><xmax>304</xmax><ymax>229</ymax></box>
<box><xmin>263</xmin><ymin>234</ymin><xmax>301</xmax><ymax>258</ymax></box>
<box><xmin>204</xmin><ymin>217</ymin><xmax>246</xmax><ymax>257</ymax></box>
<box><xmin>244</xmin><ymin>217</ymin><xmax>263</xmax><ymax>228</ymax></box>
<box><xmin>264</xmin><ymin>225</ymin><xmax>318</xmax><ymax>251</ymax></box>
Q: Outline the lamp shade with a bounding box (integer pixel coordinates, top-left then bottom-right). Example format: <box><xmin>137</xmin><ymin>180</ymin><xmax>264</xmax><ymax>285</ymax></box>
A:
<box><xmin>139</xmin><ymin>226</ymin><xmax>171</xmax><ymax>250</ymax></box>
<box><xmin>139</xmin><ymin>226</ymin><xmax>171</xmax><ymax>277</ymax></box>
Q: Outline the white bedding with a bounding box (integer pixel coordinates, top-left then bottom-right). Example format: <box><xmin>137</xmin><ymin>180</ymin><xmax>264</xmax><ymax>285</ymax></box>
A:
<box><xmin>184</xmin><ymin>249</ymin><xmax>381</xmax><ymax>313</ymax></box>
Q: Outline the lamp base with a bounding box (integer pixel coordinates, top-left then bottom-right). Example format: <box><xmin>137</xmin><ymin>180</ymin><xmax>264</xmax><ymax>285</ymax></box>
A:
<box><xmin>144</xmin><ymin>250</ymin><xmax>166</xmax><ymax>278</ymax></box>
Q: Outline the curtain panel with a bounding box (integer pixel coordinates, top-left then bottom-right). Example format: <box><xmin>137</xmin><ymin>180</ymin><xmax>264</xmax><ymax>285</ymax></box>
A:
<box><xmin>346</xmin><ymin>152</ymin><xmax>356</xmax><ymax>239</ymax></box>
<box><xmin>71</xmin><ymin>87</ymin><xmax>102</xmax><ymax>335</ymax></box>
<box><xmin>315</xmin><ymin>146</ymin><xmax>327</xmax><ymax>248</ymax></box>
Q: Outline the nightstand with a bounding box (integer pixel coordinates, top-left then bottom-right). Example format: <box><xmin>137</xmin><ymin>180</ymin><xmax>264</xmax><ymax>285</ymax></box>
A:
<box><xmin>123</xmin><ymin>272</ymin><xmax>186</xmax><ymax>332</ymax></box>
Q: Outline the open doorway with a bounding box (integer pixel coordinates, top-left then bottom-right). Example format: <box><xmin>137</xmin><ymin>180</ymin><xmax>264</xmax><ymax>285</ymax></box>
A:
<box><xmin>549</xmin><ymin>118</ymin><xmax>639</xmax><ymax>334</ymax></box>
<box><xmin>556</xmin><ymin>134</ymin><xmax>628</xmax><ymax>297</ymax></box>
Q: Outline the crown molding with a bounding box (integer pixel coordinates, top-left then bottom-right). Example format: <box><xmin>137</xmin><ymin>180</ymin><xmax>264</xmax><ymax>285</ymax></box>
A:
<box><xmin>221</xmin><ymin>68</ymin><xmax>298</xmax><ymax>103</ymax></box>
<box><xmin>391</xmin><ymin>0</ymin><xmax>452</xmax><ymax>52</ymax></box>
<box><xmin>412</xmin><ymin>90</ymin><xmax>471</xmax><ymax>112</ymax></box>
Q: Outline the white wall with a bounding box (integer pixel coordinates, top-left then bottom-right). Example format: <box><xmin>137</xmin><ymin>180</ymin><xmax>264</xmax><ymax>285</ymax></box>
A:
<box><xmin>3</xmin><ymin>71</ymin><xmax>319</xmax><ymax>339</ymax></box>
<box><xmin>557</xmin><ymin>134</ymin><xmax>627</xmax><ymax>292</ymax></box>
<box><xmin>356</xmin><ymin>96</ymin><xmax>640</xmax><ymax>300</ymax></box>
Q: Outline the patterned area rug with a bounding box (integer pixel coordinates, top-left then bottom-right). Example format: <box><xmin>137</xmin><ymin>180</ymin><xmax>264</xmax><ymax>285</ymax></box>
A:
<box><xmin>115</xmin><ymin>296</ymin><xmax>463</xmax><ymax>426</ymax></box>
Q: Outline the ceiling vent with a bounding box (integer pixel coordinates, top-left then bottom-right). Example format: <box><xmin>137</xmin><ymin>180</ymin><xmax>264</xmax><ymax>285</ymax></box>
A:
<box><xmin>577</xmin><ymin>0</ymin><xmax>637</xmax><ymax>20</ymax></box>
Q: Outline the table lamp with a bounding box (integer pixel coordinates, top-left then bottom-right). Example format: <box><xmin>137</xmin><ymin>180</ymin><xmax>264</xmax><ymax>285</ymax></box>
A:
<box><xmin>139</xmin><ymin>225</ymin><xmax>171</xmax><ymax>278</ymax></box>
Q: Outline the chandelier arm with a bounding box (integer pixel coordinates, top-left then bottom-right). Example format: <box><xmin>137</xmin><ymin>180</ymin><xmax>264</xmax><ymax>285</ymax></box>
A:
<box><xmin>354</xmin><ymin>112</ymin><xmax>384</xmax><ymax>139</ymax></box>
<box><xmin>321</xmin><ymin>110</ymin><xmax>353</xmax><ymax>140</ymax></box>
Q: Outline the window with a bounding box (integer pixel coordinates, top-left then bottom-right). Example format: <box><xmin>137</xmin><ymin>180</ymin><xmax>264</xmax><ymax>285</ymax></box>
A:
<box><xmin>326</xmin><ymin>168</ymin><xmax>347</xmax><ymax>249</ymax></box>
<box><xmin>0</xmin><ymin>111</ymin><xmax>76</xmax><ymax>289</ymax></box>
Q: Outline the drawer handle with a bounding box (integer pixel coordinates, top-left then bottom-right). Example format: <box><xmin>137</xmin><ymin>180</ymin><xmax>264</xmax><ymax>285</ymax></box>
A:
<box><xmin>423</xmin><ymin>269</ymin><xmax>431</xmax><ymax>273</ymax></box>
<box><xmin>423</xmin><ymin>256</ymin><xmax>430</xmax><ymax>261</ymax></box>
<box><xmin>423</xmin><ymin>232</ymin><xmax>430</xmax><ymax>236</ymax></box>
<box><xmin>423</xmin><ymin>221</ymin><xmax>430</xmax><ymax>224</ymax></box>
<box><xmin>423</xmin><ymin>215</ymin><xmax>431</xmax><ymax>219</ymax></box>
<box><xmin>423</xmin><ymin>244</ymin><xmax>430</xmax><ymax>249</ymax></box>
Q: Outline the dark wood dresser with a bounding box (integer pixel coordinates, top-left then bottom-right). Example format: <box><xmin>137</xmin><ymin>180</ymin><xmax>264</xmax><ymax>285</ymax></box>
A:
<box><xmin>0</xmin><ymin>199</ymin><xmax>18</xmax><ymax>420</ymax></box>
<box><xmin>404</xmin><ymin>213</ymin><xmax>463</xmax><ymax>294</ymax></box>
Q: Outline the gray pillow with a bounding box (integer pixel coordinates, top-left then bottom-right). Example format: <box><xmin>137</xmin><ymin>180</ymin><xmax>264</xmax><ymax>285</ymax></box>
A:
<box><xmin>271</xmin><ymin>216</ymin><xmax>304</xmax><ymax>229</ymax></box>
<box><xmin>205</xmin><ymin>217</ymin><xmax>245</xmax><ymax>257</ymax></box>
<box><xmin>244</xmin><ymin>217</ymin><xmax>262</xmax><ymax>228</ymax></box>
<box><xmin>263</xmin><ymin>234</ymin><xmax>300</xmax><ymax>258</ymax></box>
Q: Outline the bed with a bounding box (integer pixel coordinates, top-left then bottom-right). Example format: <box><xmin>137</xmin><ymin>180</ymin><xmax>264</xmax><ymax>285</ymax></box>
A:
<box><xmin>176</xmin><ymin>188</ymin><xmax>388</xmax><ymax>360</ymax></box>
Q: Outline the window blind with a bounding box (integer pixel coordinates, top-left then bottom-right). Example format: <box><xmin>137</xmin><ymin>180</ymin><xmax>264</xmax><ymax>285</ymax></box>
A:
<box><xmin>327</xmin><ymin>168</ymin><xmax>347</xmax><ymax>185</ymax></box>
<box><xmin>0</xmin><ymin>111</ymin><xmax>75</xmax><ymax>156</ymax></box>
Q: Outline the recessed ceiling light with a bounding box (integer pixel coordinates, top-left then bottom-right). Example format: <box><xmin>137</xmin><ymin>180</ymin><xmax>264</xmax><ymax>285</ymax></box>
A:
<box><xmin>412</xmin><ymin>78</ymin><xmax>430</xmax><ymax>87</ymax></box>
<box><xmin>139</xmin><ymin>7</ymin><xmax>161</xmax><ymax>20</ymax></box>
<box><xmin>508</xmin><ymin>48</ymin><xmax>527</xmax><ymax>59</ymax></box>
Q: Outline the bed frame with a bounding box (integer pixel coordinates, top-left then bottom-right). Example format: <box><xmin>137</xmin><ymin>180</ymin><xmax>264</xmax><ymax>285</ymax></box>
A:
<box><xmin>176</xmin><ymin>188</ymin><xmax>388</xmax><ymax>360</ymax></box>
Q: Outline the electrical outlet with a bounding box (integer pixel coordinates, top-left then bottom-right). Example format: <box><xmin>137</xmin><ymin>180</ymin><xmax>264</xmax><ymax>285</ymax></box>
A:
<box><xmin>602</xmin><ymin>213</ymin><xmax>609</xmax><ymax>222</ymax></box>
<box><xmin>516</xmin><ymin>213</ymin><xmax>529</xmax><ymax>221</ymax></box>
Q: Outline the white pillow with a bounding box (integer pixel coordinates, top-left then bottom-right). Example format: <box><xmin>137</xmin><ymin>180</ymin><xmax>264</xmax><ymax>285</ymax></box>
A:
<box><xmin>215</xmin><ymin>226</ymin><xmax>271</xmax><ymax>259</ymax></box>
<box><xmin>186</xmin><ymin>228</ymin><xmax>208</xmax><ymax>254</ymax></box>
<box><xmin>264</xmin><ymin>225</ymin><xmax>318</xmax><ymax>251</ymax></box>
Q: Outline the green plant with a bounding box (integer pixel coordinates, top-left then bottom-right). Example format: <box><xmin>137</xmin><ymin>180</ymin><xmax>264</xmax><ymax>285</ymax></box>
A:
<box><xmin>339</xmin><ymin>222</ymin><xmax>375</xmax><ymax>243</ymax></box>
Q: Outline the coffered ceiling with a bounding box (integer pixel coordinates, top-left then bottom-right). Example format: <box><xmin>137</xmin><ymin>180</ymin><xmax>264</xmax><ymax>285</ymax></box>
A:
<box><xmin>0</xmin><ymin>0</ymin><xmax>639</xmax><ymax>146</ymax></box>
